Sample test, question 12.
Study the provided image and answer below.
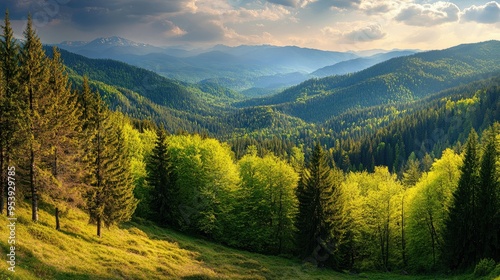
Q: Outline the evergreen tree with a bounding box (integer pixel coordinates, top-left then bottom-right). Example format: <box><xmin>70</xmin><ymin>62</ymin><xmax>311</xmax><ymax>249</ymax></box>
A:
<box><xmin>19</xmin><ymin>15</ymin><xmax>49</xmax><ymax>222</ymax></box>
<box><xmin>402</xmin><ymin>158</ymin><xmax>422</xmax><ymax>187</ymax></box>
<box><xmin>44</xmin><ymin>47</ymin><xmax>84</xmax><ymax>209</ymax></box>
<box><xmin>0</xmin><ymin>10</ymin><xmax>21</xmax><ymax>214</ymax></box>
<box><xmin>146</xmin><ymin>128</ymin><xmax>177</xmax><ymax>224</ymax></box>
<box><xmin>477</xmin><ymin>123</ymin><xmax>499</xmax><ymax>260</ymax></box>
<box><xmin>84</xmin><ymin>91</ymin><xmax>137</xmax><ymax>237</ymax></box>
<box><xmin>296</xmin><ymin>143</ymin><xmax>346</xmax><ymax>269</ymax></box>
<box><xmin>79</xmin><ymin>76</ymin><xmax>95</xmax><ymax>131</ymax></box>
<box><xmin>443</xmin><ymin>129</ymin><xmax>480</xmax><ymax>269</ymax></box>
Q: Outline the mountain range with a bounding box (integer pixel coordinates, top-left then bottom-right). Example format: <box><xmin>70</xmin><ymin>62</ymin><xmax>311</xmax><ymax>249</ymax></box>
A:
<box><xmin>56</xmin><ymin>36</ymin><xmax>417</xmax><ymax>95</ymax></box>
<box><xmin>51</xmin><ymin>39</ymin><xmax>500</xmax><ymax>147</ymax></box>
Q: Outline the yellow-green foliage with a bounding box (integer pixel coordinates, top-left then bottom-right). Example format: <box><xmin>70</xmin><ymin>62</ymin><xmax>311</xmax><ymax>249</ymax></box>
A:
<box><xmin>405</xmin><ymin>149</ymin><xmax>463</xmax><ymax>271</ymax></box>
<box><xmin>0</xmin><ymin>201</ymin><xmax>351</xmax><ymax>280</ymax></box>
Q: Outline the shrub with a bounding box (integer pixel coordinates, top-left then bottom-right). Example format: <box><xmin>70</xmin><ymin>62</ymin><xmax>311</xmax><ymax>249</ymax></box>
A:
<box><xmin>473</xmin><ymin>258</ymin><xmax>496</xmax><ymax>277</ymax></box>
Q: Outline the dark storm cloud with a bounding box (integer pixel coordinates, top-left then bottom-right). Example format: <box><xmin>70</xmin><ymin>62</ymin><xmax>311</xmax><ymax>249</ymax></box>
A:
<box><xmin>0</xmin><ymin>0</ymin><xmax>65</xmax><ymax>20</ymax></box>
<box><xmin>65</xmin><ymin>0</ymin><xmax>187</xmax><ymax>16</ymax></box>
<box><xmin>171</xmin><ymin>13</ymin><xmax>226</xmax><ymax>42</ymax></box>
<box><xmin>66</xmin><ymin>0</ymin><xmax>191</xmax><ymax>29</ymax></box>
<box><xmin>0</xmin><ymin>0</ymin><xmax>191</xmax><ymax>29</ymax></box>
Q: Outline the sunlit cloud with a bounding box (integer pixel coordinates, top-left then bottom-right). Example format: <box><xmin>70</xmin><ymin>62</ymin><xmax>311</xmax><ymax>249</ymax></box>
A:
<box><xmin>0</xmin><ymin>0</ymin><xmax>498</xmax><ymax>51</ymax></box>
<box><xmin>343</xmin><ymin>24</ymin><xmax>386</xmax><ymax>42</ymax></box>
<box><xmin>461</xmin><ymin>1</ymin><xmax>500</xmax><ymax>24</ymax></box>
<box><xmin>395</xmin><ymin>1</ymin><xmax>460</xmax><ymax>26</ymax></box>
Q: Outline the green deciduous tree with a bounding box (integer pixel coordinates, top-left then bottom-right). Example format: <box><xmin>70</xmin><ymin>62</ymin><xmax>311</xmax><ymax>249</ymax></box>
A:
<box><xmin>348</xmin><ymin>167</ymin><xmax>403</xmax><ymax>270</ymax></box>
<box><xmin>234</xmin><ymin>150</ymin><xmax>299</xmax><ymax>254</ymax></box>
<box><xmin>406</xmin><ymin>149</ymin><xmax>462</xmax><ymax>271</ymax></box>
<box><xmin>167</xmin><ymin>134</ymin><xmax>239</xmax><ymax>239</ymax></box>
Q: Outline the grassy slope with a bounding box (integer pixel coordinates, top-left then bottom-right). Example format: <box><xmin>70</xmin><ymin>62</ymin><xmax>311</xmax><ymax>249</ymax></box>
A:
<box><xmin>0</xmin><ymin>202</ymin><xmax>494</xmax><ymax>280</ymax></box>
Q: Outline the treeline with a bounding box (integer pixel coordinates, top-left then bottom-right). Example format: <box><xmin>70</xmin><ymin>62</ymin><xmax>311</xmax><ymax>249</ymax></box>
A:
<box><xmin>226</xmin><ymin>77</ymin><xmax>500</xmax><ymax>174</ymax></box>
<box><xmin>142</xmin><ymin>124</ymin><xmax>500</xmax><ymax>273</ymax></box>
<box><xmin>0</xmin><ymin>13</ymin><xmax>137</xmax><ymax>236</ymax></box>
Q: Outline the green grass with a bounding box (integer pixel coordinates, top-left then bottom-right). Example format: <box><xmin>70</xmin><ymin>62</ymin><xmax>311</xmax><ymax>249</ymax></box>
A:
<box><xmin>0</xmin><ymin>202</ymin><xmax>497</xmax><ymax>280</ymax></box>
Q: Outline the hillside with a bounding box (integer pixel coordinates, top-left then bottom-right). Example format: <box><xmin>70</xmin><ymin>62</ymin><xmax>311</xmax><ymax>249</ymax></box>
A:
<box><xmin>238</xmin><ymin>40</ymin><xmax>500</xmax><ymax>122</ymax></box>
<box><xmin>57</xmin><ymin>38</ymin><xmax>359</xmax><ymax>94</ymax></box>
<box><xmin>311</xmin><ymin>50</ymin><xmax>417</xmax><ymax>78</ymax></box>
<box><xmin>0</xmin><ymin>202</ymin><xmax>486</xmax><ymax>280</ymax></box>
<box><xmin>46</xmin><ymin>41</ymin><xmax>500</xmax><ymax>148</ymax></box>
<box><xmin>43</xmin><ymin>47</ymin><xmax>244</xmax><ymax>135</ymax></box>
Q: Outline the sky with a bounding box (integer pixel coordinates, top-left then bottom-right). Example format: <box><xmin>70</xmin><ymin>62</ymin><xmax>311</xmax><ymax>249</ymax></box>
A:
<box><xmin>1</xmin><ymin>0</ymin><xmax>499</xmax><ymax>51</ymax></box>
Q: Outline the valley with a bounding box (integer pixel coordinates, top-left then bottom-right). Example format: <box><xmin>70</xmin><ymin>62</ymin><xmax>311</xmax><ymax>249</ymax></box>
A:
<box><xmin>1</xmin><ymin>12</ymin><xmax>500</xmax><ymax>279</ymax></box>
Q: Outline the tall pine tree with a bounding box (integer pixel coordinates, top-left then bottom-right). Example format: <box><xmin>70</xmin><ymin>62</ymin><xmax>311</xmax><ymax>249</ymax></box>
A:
<box><xmin>82</xmin><ymin>86</ymin><xmax>137</xmax><ymax>237</ymax></box>
<box><xmin>296</xmin><ymin>143</ymin><xmax>347</xmax><ymax>269</ymax></box>
<box><xmin>477</xmin><ymin>123</ymin><xmax>500</xmax><ymax>261</ymax></box>
<box><xmin>44</xmin><ymin>47</ymin><xmax>84</xmax><ymax>209</ymax></box>
<box><xmin>0</xmin><ymin>10</ymin><xmax>21</xmax><ymax>214</ymax></box>
<box><xmin>19</xmin><ymin>15</ymin><xmax>49</xmax><ymax>222</ymax></box>
<box><xmin>443</xmin><ymin>129</ymin><xmax>480</xmax><ymax>269</ymax></box>
<box><xmin>146</xmin><ymin>128</ymin><xmax>177</xmax><ymax>224</ymax></box>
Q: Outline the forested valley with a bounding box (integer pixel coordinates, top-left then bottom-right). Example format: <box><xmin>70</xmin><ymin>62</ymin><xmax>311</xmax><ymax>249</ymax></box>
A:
<box><xmin>1</xmin><ymin>12</ymin><xmax>500</xmax><ymax>279</ymax></box>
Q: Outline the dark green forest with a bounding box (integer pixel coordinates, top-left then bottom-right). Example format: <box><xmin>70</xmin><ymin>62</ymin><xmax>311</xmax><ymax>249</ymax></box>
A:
<box><xmin>1</xmin><ymin>12</ymin><xmax>500</xmax><ymax>277</ymax></box>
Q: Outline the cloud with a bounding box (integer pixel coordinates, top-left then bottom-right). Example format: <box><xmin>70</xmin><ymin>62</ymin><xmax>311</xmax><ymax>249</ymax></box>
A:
<box><xmin>360</xmin><ymin>0</ymin><xmax>411</xmax><ymax>15</ymax></box>
<box><xmin>343</xmin><ymin>24</ymin><xmax>386</xmax><ymax>42</ymax></box>
<box><xmin>265</xmin><ymin>0</ymin><xmax>315</xmax><ymax>8</ymax></box>
<box><xmin>307</xmin><ymin>0</ymin><xmax>362</xmax><ymax>11</ymax></box>
<box><xmin>267</xmin><ymin>0</ymin><xmax>300</xmax><ymax>7</ymax></box>
<box><xmin>462</xmin><ymin>1</ymin><xmax>500</xmax><ymax>24</ymax></box>
<box><xmin>395</xmin><ymin>1</ymin><xmax>460</xmax><ymax>26</ymax></box>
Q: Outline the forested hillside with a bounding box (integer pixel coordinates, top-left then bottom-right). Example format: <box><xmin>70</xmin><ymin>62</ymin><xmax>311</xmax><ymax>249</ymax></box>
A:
<box><xmin>238</xmin><ymin>40</ymin><xmax>500</xmax><ymax>122</ymax></box>
<box><xmin>1</xmin><ymin>12</ymin><xmax>500</xmax><ymax>279</ymax></box>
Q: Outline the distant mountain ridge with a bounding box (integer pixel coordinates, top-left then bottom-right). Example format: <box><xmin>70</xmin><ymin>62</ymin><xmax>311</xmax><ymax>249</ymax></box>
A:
<box><xmin>56</xmin><ymin>36</ymin><xmax>409</xmax><ymax>95</ymax></box>
<box><xmin>238</xmin><ymin>40</ymin><xmax>500</xmax><ymax>122</ymax></box>
<box><xmin>48</xmin><ymin>40</ymin><xmax>500</xmax><ymax>148</ymax></box>
<box><xmin>311</xmin><ymin>50</ymin><xmax>418</xmax><ymax>78</ymax></box>
<box><xmin>56</xmin><ymin>37</ymin><xmax>426</xmax><ymax>96</ymax></box>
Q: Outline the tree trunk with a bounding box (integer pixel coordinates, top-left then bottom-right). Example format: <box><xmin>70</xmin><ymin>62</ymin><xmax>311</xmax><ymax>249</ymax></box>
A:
<box><xmin>55</xmin><ymin>207</ymin><xmax>60</xmax><ymax>230</ymax></box>
<box><xmin>31</xmin><ymin>147</ymin><xmax>38</xmax><ymax>222</ymax></box>
<box><xmin>0</xmin><ymin>147</ymin><xmax>4</xmax><ymax>214</ymax></box>
<box><xmin>97</xmin><ymin>217</ymin><xmax>101</xmax><ymax>237</ymax></box>
<box><xmin>401</xmin><ymin>194</ymin><xmax>407</xmax><ymax>267</ymax></box>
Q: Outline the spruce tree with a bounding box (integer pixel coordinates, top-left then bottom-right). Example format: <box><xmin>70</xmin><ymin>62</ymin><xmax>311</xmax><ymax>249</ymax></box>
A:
<box><xmin>79</xmin><ymin>76</ymin><xmax>95</xmax><ymax>131</ymax></box>
<box><xmin>477</xmin><ymin>123</ymin><xmax>499</xmax><ymax>260</ymax></box>
<box><xmin>443</xmin><ymin>129</ymin><xmax>480</xmax><ymax>269</ymax></box>
<box><xmin>146</xmin><ymin>128</ymin><xmax>177</xmax><ymax>224</ymax></box>
<box><xmin>19</xmin><ymin>15</ymin><xmax>49</xmax><ymax>222</ymax></box>
<box><xmin>83</xmin><ymin>88</ymin><xmax>137</xmax><ymax>237</ymax></box>
<box><xmin>296</xmin><ymin>143</ymin><xmax>346</xmax><ymax>268</ymax></box>
<box><xmin>44</xmin><ymin>47</ymin><xmax>84</xmax><ymax>212</ymax></box>
<box><xmin>0</xmin><ymin>10</ymin><xmax>21</xmax><ymax>214</ymax></box>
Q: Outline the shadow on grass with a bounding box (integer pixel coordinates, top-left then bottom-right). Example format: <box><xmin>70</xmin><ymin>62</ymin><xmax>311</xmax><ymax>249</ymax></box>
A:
<box><xmin>58</xmin><ymin>228</ymin><xmax>96</xmax><ymax>244</ymax></box>
<box><xmin>0</xmin><ymin>242</ymin><xmax>107</xmax><ymax>280</ymax></box>
<box><xmin>122</xmin><ymin>220</ymin><xmax>280</xmax><ymax>280</ymax></box>
<box><xmin>181</xmin><ymin>275</ymin><xmax>220</xmax><ymax>280</ymax></box>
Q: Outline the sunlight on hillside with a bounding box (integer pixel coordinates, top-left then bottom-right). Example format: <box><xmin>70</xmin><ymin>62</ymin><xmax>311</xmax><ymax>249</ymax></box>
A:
<box><xmin>0</xmin><ymin>202</ymin><xmax>345</xmax><ymax>280</ymax></box>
